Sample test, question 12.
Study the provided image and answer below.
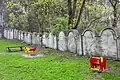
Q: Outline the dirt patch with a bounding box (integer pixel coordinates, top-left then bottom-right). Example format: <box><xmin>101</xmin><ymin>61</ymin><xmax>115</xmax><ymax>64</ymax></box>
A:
<box><xmin>21</xmin><ymin>53</ymin><xmax>47</xmax><ymax>58</ymax></box>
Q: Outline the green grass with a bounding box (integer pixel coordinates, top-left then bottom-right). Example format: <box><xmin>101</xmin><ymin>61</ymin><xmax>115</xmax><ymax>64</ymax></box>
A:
<box><xmin>0</xmin><ymin>39</ymin><xmax>120</xmax><ymax>80</ymax></box>
<box><xmin>0</xmin><ymin>39</ymin><xmax>25</xmax><ymax>53</ymax></box>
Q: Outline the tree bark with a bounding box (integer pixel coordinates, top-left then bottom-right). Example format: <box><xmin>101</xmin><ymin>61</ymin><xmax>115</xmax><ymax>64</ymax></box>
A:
<box><xmin>68</xmin><ymin>0</ymin><xmax>77</xmax><ymax>27</ymax></box>
<box><xmin>72</xmin><ymin>0</ymin><xmax>77</xmax><ymax>23</ymax></box>
<box><xmin>109</xmin><ymin>0</ymin><xmax>119</xmax><ymax>27</ymax></box>
<box><xmin>113</xmin><ymin>7</ymin><xmax>117</xmax><ymax>27</ymax></box>
<box><xmin>68</xmin><ymin>0</ymin><xmax>72</xmax><ymax>25</ymax></box>
<box><xmin>73</xmin><ymin>0</ymin><xmax>86</xmax><ymax>29</ymax></box>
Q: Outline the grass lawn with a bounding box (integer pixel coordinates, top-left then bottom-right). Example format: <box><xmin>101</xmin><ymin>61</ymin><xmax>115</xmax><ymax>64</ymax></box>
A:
<box><xmin>0</xmin><ymin>39</ymin><xmax>120</xmax><ymax>80</ymax></box>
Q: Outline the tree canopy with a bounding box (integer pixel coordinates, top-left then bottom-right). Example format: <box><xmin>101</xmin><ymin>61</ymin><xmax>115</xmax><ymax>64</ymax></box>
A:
<box><xmin>3</xmin><ymin>0</ymin><xmax>120</xmax><ymax>33</ymax></box>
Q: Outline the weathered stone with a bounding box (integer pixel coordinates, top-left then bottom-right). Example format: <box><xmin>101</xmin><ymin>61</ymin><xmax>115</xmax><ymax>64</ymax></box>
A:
<box><xmin>68</xmin><ymin>30</ymin><xmax>79</xmax><ymax>53</ymax></box>
<box><xmin>14</xmin><ymin>29</ymin><xmax>18</xmax><ymax>39</ymax></box>
<box><xmin>118</xmin><ymin>38</ymin><xmax>120</xmax><ymax>59</ymax></box>
<box><xmin>10</xmin><ymin>29</ymin><xmax>13</xmax><ymax>39</ymax></box>
<box><xmin>6</xmin><ymin>29</ymin><xmax>8</xmax><ymax>39</ymax></box>
<box><xmin>20</xmin><ymin>31</ymin><xmax>24</xmax><ymax>40</ymax></box>
<box><xmin>93</xmin><ymin>36</ymin><xmax>103</xmax><ymax>56</ymax></box>
<box><xmin>5</xmin><ymin>29</ymin><xmax>9</xmax><ymax>39</ymax></box>
<box><xmin>32</xmin><ymin>32</ymin><xmax>36</xmax><ymax>44</ymax></box>
<box><xmin>42</xmin><ymin>33</ymin><xmax>49</xmax><ymax>47</ymax></box>
<box><xmin>4</xmin><ymin>29</ymin><xmax>7</xmax><ymax>38</ymax></box>
<box><xmin>83</xmin><ymin>30</ymin><xmax>96</xmax><ymax>56</ymax></box>
<box><xmin>0</xmin><ymin>32</ymin><xmax>2</xmax><ymax>38</ymax></box>
<box><xmin>39</xmin><ymin>37</ymin><xmax>42</xmax><ymax>46</ymax></box>
<box><xmin>7</xmin><ymin>29</ymin><xmax>10</xmax><ymax>39</ymax></box>
<box><xmin>6</xmin><ymin>29</ymin><xmax>8</xmax><ymax>38</ymax></box>
<box><xmin>18</xmin><ymin>30</ymin><xmax>21</xmax><ymax>40</ymax></box>
<box><xmin>42</xmin><ymin>34</ymin><xmax>46</xmax><ymax>46</ymax></box>
<box><xmin>24</xmin><ymin>32</ymin><xmax>28</xmax><ymax>43</ymax></box>
<box><xmin>53</xmin><ymin>36</ymin><xmax>57</xmax><ymax>49</ymax></box>
<box><xmin>2</xmin><ymin>28</ymin><xmax>120</xmax><ymax>59</ymax></box>
<box><xmin>58</xmin><ymin>31</ymin><xmax>67</xmax><ymax>51</ymax></box>
<box><xmin>48</xmin><ymin>33</ymin><xmax>54</xmax><ymax>48</ymax></box>
<box><xmin>77</xmin><ymin>35</ymin><xmax>82</xmax><ymax>55</ymax></box>
<box><xmin>16</xmin><ymin>30</ymin><xmax>19</xmax><ymax>39</ymax></box>
<box><xmin>13</xmin><ymin>29</ymin><xmax>16</xmax><ymax>39</ymax></box>
<box><xmin>101</xmin><ymin>30</ymin><xmax>117</xmax><ymax>58</ymax></box>
<box><xmin>36</xmin><ymin>34</ymin><xmax>41</xmax><ymax>45</ymax></box>
<box><xmin>27</xmin><ymin>32</ymin><xmax>31</xmax><ymax>44</ymax></box>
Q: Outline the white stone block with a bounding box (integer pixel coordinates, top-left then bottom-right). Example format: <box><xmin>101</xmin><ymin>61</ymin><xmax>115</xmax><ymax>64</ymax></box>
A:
<box><xmin>101</xmin><ymin>30</ymin><xmax>117</xmax><ymax>58</ymax></box>
<box><xmin>48</xmin><ymin>33</ymin><xmax>54</xmax><ymax>48</ymax></box>
<box><xmin>83</xmin><ymin>30</ymin><xmax>96</xmax><ymax>56</ymax></box>
<box><xmin>58</xmin><ymin>31</ymin><xmax>67</xmax><ymax>51</ymax></box>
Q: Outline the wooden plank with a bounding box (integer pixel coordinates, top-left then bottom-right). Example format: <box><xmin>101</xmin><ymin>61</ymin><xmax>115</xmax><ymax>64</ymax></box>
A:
<box><xmin>6</xmin><ymin>46</ymin><xmax>24</xmax><ymax>52</ymax></box>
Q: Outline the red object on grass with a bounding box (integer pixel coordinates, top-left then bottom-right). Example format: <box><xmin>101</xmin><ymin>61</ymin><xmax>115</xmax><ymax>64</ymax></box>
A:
<box><xmin>29</xmin><ymin>47</ymin><xmax>37</xmax><ymax>51</ymax></box>
<box><xmin>90</xmin><ymin>56</ymin><xmax>106</xmax><ymax>72</ymax></box>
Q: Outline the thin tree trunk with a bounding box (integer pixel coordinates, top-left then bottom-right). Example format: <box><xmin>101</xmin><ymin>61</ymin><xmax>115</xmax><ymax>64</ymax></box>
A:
<box><xmin>73</xmin><ymin>0</ymin><xmax>86</xmax><ymax>29</ymax></box>
<box><xmin>72</xmin><ymin>0</ymin><xmax>77</xmax><ymax>24</ymax></box>
<box><xmin>109</xmin><ymin>0</ymin><xmax>118</xmax><ymax>27</ymax></box>
<box><xmin>68</xmin><ymin>0</ymin><xmax>72</xmax><ymax>25</ymax></box>
<box><xmin>68</xmin><ymin>0</ymin><xmax>77</xmax><ymax>27</ymax></box>
<box><xmin>113</xmin><ymin>7</ymin><xmax>117</xmax><ymax>27</ymax></box>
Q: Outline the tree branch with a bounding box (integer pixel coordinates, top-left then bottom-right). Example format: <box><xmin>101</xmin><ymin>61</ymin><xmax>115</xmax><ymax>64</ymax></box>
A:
<box><xmin>109</xmin><ymin>0</ymin><xmax>119</xmax><ymax>8</ymax></box>
<box><xmin>87</xmin><ymin>17</ymin><xmax>101</xmax><ymax>28</ymax></box>
<box><xmin>109</xmin><ymin>0</ymin><xmax>114</xmax><ymax>7</ymax></box>
<box><xmin>114</xmin><ymin>0</ymin><xmax>119</xmax><ymax>7</ymax></box>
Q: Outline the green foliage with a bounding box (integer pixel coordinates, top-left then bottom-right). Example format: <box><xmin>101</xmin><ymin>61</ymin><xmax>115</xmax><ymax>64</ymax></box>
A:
<box><xmin>0</xmin><ymin>39</ymin><xmax>25</xmax><ymax>52</ymax></box>
<box><xmin>5</xmin><ymin>0</ymin><xmax>67</xmax><ymax>33</ymax></box>
<box><xmin>77</xmin><ymin>1</ymin><xmax>111</xmax><ymax>31</ymax></box>
<box><xmin>4</xmin><ymin>0</ymin><xmax>120</xmax><ymax>33</ymax></box>
<box><xmin>49</xmin><ymin>17</ymin><xmax>70</xmax><ymax>34</ymax></box>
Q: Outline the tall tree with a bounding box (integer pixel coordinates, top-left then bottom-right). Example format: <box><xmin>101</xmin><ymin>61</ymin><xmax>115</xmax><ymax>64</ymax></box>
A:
<box><xmin>109</xmin><ymin>0</ymin><xmax>119</xmax><ymax>27</ymax></box>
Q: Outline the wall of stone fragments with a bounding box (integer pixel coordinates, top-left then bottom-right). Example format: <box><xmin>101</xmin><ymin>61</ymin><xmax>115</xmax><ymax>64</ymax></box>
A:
<box><xmin>3</xmin><ymin>28</ymin><xmax>120</xmax><ymax>59</ymax></box>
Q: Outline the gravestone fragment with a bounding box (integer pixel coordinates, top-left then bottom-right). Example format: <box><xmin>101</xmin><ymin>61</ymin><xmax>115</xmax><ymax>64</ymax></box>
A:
<box><xmin>10</xmin><ymin>29</ymin><xmax>13</xmax><ymax>39</ymax></box>
<box><xmin>83</xmin><ymin>30</ymin><xmax>96</xmax><ymax>56</ymax></box>
<box><xmin>48</xmin><ymin>33</ymin><xmax>54</xmax><ymax>48</ymax></box>
<box><xmin>42</xmin><ymin>33</ymin><xmax>49</xmax><ymax>47</ymax></box>
<box><xmin>68</xmin><ymin>30</ymin><xmax>79</xmax><ymax>53</ymax></box>
<box><xmin>101</xmin><ymin>29</ymin><xmax>117</xmax><ymax>58</ymax></box>
<box><xmin>58</xmin><ymin>31</ymin><xmax>67</xmax><ymax>51</ymax></box>
<box><xmin>53</xmin><ymin>36</ymin><xmax>57</xmax><ymax>49</ymax></box>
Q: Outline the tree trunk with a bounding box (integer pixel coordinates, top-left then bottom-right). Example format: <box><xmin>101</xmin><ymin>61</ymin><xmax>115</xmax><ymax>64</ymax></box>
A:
<box><xmin>68</xmin><ymin>0</ymin><xmax>72</xmax><ymax>25</ymax></box>
<box><xmin>68</xmin><ymin>0</ymin><xmax>77</xmax><ymax>27</ymax></box>
<box><xmin>112</xmin><ymin>7</ymin><xmax>117</xmax><ymax>27</ymax></box>
<box><xmin>109</xmin><ymin>0</ymin><xmax>119</xmax><ymax>27</ymax></box>
<box><xmin>72</xmin><ymin>0</ymin><xmax>77</xmax><ymax>24</ymax></box>
<box><xmin>73</xmin><ymin>0</ymin><xmax>86</xmax><ymax>29</ymax></box>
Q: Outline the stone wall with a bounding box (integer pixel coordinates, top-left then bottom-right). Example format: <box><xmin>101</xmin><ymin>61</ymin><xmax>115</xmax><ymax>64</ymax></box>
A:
<box><xmin>82</xmin><ymin>30</ymin><xmax>96</xmax><ymax>56</ymax></box>
<box><xmin>58</xmin><ymin>31</ymin><xmax>67</xmax><ymax>51</ymax></box>
<box><xmin>3</xmin><ymin>28</ymin><xmax>120</xmax><ymax>59</ymax></box>
<box><xmin>100</xmin><ymin>29</ymin><xmax>117</xmax><ymax>58</ymax></box>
